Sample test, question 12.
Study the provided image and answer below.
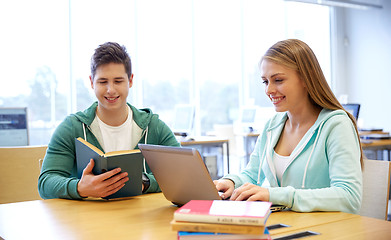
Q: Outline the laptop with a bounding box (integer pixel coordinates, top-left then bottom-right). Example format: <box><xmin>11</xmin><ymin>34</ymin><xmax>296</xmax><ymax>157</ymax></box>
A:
<box><xmin>138</xmin><ymin>144</ymin><xmax>286</xmax><ymax>211</ymax></box>
<box><xmin>139</xmin><ymin>144</ymin><xmax>220</xmax><ymax>206</ymax></box>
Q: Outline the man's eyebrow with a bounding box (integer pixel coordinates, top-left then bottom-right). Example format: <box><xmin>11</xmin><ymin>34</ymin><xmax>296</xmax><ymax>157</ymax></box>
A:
<box><xmin>96</xmin><ymin>77</ymin><xmax>126</xmax><ymax>80</ymax></box>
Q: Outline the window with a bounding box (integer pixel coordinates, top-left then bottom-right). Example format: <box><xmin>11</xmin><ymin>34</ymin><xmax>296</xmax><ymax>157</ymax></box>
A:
<box><xmin>0</xmin><ymin>0</ymin><xmax>69</xmax><ymax>145</ymax></box>
<box><xmin>0</xmin><ymin>0</ymin><xmax>330</xmax><ymax>145</ymax></box>
<box><xmin>244</xmin><ymin>1</ymin><xmax>331</xmax><ymax>113</ymax></box>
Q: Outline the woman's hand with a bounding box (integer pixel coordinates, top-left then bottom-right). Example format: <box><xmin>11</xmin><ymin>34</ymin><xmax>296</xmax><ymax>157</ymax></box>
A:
<box><xmin>77</xmin><ymin>159</ymin><xmax>129</xmax><ymax>198</ymax></box>
<box><xmin>213</xmin><ymin>179</ymin><xmax>235</xmax><ymax>200</ymax></box>
<box><xmin>230</xmin><ymin>182</ymin><xmax>269</xmax><ymax>201</ymax></box>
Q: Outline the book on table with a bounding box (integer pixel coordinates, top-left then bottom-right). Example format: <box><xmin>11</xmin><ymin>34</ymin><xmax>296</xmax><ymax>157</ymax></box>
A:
<box><xmin>174</xmin><ymin>200</ymin><xmax>272</xmax><ymax>226</ymax></box>
<box><xmin>75</xmin><ymin>137</ymin><xmax>143</xmax><ymax>199</ymax></box>
<box><xmin>171</xmin><ymin>220</ymin><xmax>266</xmax><ymax>235</ymax></box>
<box><xmin>177</xmin><ymin>229</ymin><xmax>271</xmax><ymax>240</ymax></box>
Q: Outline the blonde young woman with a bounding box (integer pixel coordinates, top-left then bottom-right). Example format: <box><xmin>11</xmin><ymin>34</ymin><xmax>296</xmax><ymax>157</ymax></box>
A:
<box><xmin>214</xmin><ymin>39</ymin><xmax>363</xmax><ymax>213</ymax></box>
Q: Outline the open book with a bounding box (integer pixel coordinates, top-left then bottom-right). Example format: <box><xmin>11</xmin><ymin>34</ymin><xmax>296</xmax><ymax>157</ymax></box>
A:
<box><xmin>75</xmin><ymin>137</ymin><xmax>143</xmax><ymax>199</ymax></box>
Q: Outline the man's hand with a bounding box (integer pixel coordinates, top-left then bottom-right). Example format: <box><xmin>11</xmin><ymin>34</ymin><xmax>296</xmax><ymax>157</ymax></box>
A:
<box><xmin>77</xmin><ymin>159</ymin><xmax>129</xmax><ymax>198</ymax></box>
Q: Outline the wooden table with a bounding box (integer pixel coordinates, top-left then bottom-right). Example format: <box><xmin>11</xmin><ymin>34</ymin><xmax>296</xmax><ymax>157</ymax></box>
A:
<box><xmin>0</xmin><ymin>193</ymin><xmax>177</xmax><ymax>240</ymax></box>
<box><xmin>1</xmin><ymin>193</ymin><xmax>391</xmax><ymax>239</ymax></box>
<box><xmin>272</xmin><ymin>214</ymin><xmax>391</xmax><ymax>240</ymax></box>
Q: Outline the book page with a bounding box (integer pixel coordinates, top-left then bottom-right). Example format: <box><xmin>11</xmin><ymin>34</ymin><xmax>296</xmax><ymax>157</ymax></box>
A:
<box><xmin>104</xmin><ymin>149</ymin><xmax>141</xmax><ymax>157</ymax></box>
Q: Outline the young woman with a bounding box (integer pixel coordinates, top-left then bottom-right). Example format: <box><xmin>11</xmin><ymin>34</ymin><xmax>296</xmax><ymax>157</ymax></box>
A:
<box><xmin>214</xmin><ymin>39</ymin><xmax>363</xmax><ymax>214</ymax></box>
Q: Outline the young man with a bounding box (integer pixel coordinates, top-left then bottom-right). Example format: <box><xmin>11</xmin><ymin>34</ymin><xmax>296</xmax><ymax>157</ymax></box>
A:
<box><xmin>38</xmin><ymin>42</ymin><xmax>180</xmax><ymax>199</ymax></box>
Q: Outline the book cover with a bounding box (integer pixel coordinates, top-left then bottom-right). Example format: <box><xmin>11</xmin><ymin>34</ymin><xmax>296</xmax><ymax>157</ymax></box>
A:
<box><xmin>174</xmin><ymin>200</ymin><xmax>272</xmax><ymax>226</ymax></box>
<box><xmin>75</xmin><ymin>137</ymin><xmax>143</xmax><ymax>199</ymax></box>
<box><xmin>177</xmin><ymin>228</ymin><xmax>271</xmax><ymax>240</ymax></box>
<box><xmin>171</xmin><ymin>220</ymin><xmax>265</xmax><ymax>235</ymax></box>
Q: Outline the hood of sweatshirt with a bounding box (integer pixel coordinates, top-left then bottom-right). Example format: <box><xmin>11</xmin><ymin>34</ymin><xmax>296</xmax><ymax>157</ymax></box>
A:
<box><xmin>258</xmin><ymin>108</ymin><xmax>350</xmax><ymax>188</ymax></box>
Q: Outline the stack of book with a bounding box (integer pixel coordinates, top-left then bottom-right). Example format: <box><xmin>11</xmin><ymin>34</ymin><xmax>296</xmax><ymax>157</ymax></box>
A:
<box><xmin>171</xmin><ymin>200</ymin><xmax>272</xmax><ymax>240</ymax></box>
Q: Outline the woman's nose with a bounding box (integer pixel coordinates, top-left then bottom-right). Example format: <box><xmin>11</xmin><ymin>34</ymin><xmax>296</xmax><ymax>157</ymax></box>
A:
<box><xmin>265</xmin><ymin>82</ymin><xmax>274</xmax><ymax>95</ymax></box>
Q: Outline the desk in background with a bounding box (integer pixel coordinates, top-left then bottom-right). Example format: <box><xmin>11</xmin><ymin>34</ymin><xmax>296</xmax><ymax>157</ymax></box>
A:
<box><xmin>1</xmin><ymin>193</ymin><xmax>391</xmax><ymax>240</ymax></box>
<box><xmin>359</xmin><ymin>130</ymin><xmax>391</xmax><ymax>160</ymax></box>
<box><xmin>240</xmin><ymin>131</ymin><xmax>391</xmax><ymax>164</ymax></box>
<box><xmin>361</xmin><ymin>138</ymin><xmax>391</xmax><ymax>161</ymax></box>
<box><xmin>180</xmin><ymin>136</ymin><xmax>229</xmax><ymax>178</ymax></box>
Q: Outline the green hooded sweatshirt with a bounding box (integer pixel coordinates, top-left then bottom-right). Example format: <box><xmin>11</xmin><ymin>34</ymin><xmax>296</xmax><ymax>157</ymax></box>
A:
<box><xmin>38</xmin><ymin>102</ymin><xmax>180</xmax><ymax>199</ymax></box>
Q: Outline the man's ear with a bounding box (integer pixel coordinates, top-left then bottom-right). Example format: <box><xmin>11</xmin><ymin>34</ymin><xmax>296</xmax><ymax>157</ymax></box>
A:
<box><xmin>89</xmin><ymin>75</ymin><xmax>94</xmax><ymax>89</ymax></box>
<box><xmin>129</xmin><ymin>73</ymin><xmax>134</xmax><ymax>88</ymax></box>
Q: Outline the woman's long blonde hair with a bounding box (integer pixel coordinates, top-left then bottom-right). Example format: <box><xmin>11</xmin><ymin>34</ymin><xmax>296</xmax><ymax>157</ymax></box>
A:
<box><xmin>261</xmin><ymin>39</ymin><xmax>364</xmax><ymax>166</ymax></box>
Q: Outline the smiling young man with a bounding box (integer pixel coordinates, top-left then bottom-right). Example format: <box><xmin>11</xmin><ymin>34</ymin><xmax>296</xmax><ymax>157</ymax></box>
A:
<box><xmin>38</xmin><ymin>42</ymin><xmax>180</xmax><ymax>199</ymax></box>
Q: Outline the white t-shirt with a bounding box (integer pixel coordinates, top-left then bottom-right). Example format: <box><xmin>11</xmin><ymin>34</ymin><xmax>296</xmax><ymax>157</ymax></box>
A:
<box><xmin>273</xmin><ymin>150</ymin><xmax>291</xmax><ymax>185</ymax></box>
<box><xmin>96</xmin><ymin>106</ymin><xmax>133</xmax><ymax>153</ymax></box>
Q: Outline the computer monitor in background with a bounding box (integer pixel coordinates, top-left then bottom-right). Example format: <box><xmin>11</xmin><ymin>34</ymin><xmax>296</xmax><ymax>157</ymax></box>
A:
<box><xmin>172</xmin><ymin>104</ymin><xmax>195</xmax><ymax>137</ymax></box>
<box><xmin>238</xmin><ymin>106</ymin><xmax>257</xmax><ymax>133</ymax></box>
<box><xmin>241</xmin><ymin>108</ymin><xmax>257</xmax><ymax>124</ymax></box>
<box><xmin>0</xmin><ymin>107</ymin><xmax>29</xmax><ymax>146</ymax></box>
<box><xmin>342</xmin><ymin>103</ymin><xmax>360</xmax><ymax>120</ymax></box>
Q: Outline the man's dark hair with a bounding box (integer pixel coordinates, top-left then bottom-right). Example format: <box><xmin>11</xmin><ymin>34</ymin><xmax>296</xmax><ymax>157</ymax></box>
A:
<box><xmin>90</xmin><ymin>42</ymin><xmax>132</xmax><ymax>79</ymax></box>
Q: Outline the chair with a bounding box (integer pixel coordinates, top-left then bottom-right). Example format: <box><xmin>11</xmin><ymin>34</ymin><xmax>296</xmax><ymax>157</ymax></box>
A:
<box><xmin>359</xmin><ymin>159</ymin><xmax>391</xmax><ymax>220</ymax></box>
<box><xmin>0</xmin><ymin>145</ymin><xmax>47</xmax><ymax>204</ymax></box>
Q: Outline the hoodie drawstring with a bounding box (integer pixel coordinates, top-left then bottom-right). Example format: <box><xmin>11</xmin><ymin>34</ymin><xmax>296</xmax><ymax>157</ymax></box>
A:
<box><xmin>82</xmin><ymin>123</ymin><xmax>87</xmax><ymax>141</ymax></box>
<box><xmin>301</xmin><ymin>121</ymin><xmax>325</xmax><ymax>188</ymax></box>
<box><xmin>257</xmin><ymin>131</ymin><xmax>271</xmax><ymax>185</ymax></box>
<box><xmin>143</xmin><ymin>126</ymin><xmax>149</xmax><ymax>172</ymax></box>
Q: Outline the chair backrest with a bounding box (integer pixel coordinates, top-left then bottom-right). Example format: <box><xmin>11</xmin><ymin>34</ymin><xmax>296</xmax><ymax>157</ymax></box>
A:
<box><xmin>0</xmin><ymin>145</ymin><xmax>47</xmax><ymax>204</ymax></box>
<box><xmin>359</xmin><ymin>159</ymin><xmax>391</xmax><ymax>220</ymax></box>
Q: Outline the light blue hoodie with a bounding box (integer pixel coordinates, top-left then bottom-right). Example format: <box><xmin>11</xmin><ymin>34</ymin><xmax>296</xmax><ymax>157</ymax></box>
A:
<box><xmin>224</xmin><ymin>108</ymin><xmax>362</xmax><ymax>214</ymax></box>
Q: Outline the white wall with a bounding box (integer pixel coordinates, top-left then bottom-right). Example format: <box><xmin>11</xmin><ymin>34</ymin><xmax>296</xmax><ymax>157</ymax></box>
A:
<box><xmin>338</xmin><ymin>0</ymin><xmax>391</xmax><ymax>131</ymax></box>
